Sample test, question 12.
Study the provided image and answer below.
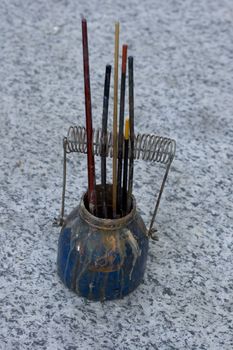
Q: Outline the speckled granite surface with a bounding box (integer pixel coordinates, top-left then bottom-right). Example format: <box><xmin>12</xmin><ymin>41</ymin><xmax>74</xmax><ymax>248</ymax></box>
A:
<box><xmin>0</xmin><ymin>0</ymin><xmax>233</xmax><ymax>349</ymax></box>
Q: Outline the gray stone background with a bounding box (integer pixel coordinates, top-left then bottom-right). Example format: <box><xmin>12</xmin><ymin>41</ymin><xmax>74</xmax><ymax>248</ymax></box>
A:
<box><xmin>0</xmin><ymin>0</ymin><xmax>232</xmax><ymax>349</ymax></box>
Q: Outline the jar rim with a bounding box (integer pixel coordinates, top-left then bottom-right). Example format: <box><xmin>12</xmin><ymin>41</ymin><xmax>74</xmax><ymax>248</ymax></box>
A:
<box><xmin>79</xmin><ymin>190</ymin><xmax>137</xmax><ymax>230</ymax></box>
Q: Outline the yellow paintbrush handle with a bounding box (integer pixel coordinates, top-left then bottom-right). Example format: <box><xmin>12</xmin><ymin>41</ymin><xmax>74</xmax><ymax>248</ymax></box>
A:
<box><xmin>124</xmin><ymin>118</ymin><xmax>129</xmax><ymax>140</ymax></box>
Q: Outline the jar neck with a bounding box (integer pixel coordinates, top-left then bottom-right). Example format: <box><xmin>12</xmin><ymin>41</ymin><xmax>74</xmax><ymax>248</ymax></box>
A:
<box><xmin>79</xmin><ymin>193</ymin><xmax>137</xmax><ymax>231</ymax></box>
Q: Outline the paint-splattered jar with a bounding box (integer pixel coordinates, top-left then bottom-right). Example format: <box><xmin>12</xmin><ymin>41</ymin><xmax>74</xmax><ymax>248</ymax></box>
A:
<box><xmin>57</xmin><ymin>185</ymin><xmax>149</xmax><ymax>301</ymax></box>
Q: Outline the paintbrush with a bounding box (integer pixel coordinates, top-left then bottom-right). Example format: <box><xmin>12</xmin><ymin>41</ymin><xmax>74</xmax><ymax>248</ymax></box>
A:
<box><xmin>112</xmin><ymin>22</ymin><xmax>120</xmax><ymax>218</ymax></box>
<box><xmin>117</xmin><ymin>44</ymin><xmax>128</xmax><ymax>215</ymax></box>
<box><xmin>127</xmin><ymin>56</ymin><xmax>134</xmax><ymax>212</ymax></box>
<box><xmin>81</xmin><ymin>18</ymin><xmax>96</xmax><ymax>215</ymax></box>
<box><xmin>122</xmin><ymin>118</ymin><xmax>129</xmax><ymax>215</ymax></box>
<box><xmin>101</xmin><ymin>64</ymin><xmax>111</xmax><ymax>218</ymax></box>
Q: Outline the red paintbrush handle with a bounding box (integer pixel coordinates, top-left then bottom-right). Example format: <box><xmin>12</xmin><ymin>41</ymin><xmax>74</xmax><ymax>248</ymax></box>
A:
<box><xmin>122</xmin><ymin>45</ymin><xmax>127</xmax><ymax>74</ymax></box>
<box><xmin>82</xmin><ymin>18</ymin><xmax>96</xmax><ymax>213</ymax></box>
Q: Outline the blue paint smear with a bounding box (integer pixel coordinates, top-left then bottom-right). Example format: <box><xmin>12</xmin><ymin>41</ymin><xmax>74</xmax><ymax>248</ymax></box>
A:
<box><xmin>57</xmin><ymin>212</ymin><xmax>149</xmax><ymax>301</ymax></box>
<box><xmin>57</xmin><ymin>227</ymin><xmax>72</xmax><ymax>282</ymax></box>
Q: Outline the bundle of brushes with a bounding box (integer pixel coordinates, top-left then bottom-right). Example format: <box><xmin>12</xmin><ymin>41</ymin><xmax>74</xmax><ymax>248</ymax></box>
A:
<box><xmin>82</xmin><ymin>18</ymin><xmax>135</xmax><ymax>219</ymax></box>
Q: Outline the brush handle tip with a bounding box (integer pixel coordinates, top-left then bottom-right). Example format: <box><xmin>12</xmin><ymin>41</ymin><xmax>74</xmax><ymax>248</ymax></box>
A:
<box><xmin>122</xmin><ymin>45</ymin><xmax>128</xmax><ymax>73</ymax></box>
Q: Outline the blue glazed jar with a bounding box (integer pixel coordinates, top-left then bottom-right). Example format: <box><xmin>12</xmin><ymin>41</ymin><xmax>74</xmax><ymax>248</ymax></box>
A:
<box><xmin>57</xmin><ymin>185</ymin><xmax>149</xmax><ymax>301</ymax></box>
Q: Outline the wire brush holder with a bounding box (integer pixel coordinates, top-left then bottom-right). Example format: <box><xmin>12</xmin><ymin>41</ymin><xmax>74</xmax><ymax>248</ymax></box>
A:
<box><xmin>55</xmin><ymin>125</ymin><xmax>176</xmax><ymax>301</ymax></box>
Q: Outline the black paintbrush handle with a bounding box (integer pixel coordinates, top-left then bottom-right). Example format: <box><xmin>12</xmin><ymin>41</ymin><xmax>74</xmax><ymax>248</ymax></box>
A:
<box><xmin>101</xmin><ymin>64</ymin><xmax>111</xmax><ymax>217</ymax></box>
<box><xmin>122</xmin><ymin>138</ymin><xmax>129</xmax><ymax>215</ymax></box>
<box><xmin>127</xmin><ymin>56</ymin><xmax>134</xmax><ymax>212</ymax></box>
<box><xmin>117</xmin><ymin>45</ymin><xmax>127</xmax><ymax>215</ymax></box>
<box><xmin>116</xmin><ymin>75</ymin><xmax>125</xmax><ymax>214</ymax></box>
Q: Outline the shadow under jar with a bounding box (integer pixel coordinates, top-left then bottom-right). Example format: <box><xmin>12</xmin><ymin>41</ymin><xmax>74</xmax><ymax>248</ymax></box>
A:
<box><xmin>57</xmin><ymin>184</ymin><xmax>149</xmax><ymax>301</ymax></box>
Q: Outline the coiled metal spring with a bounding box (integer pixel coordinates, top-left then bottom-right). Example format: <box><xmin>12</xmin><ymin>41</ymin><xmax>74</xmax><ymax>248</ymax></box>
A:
<box><xmin>65</xmin><ymin>126</ymin><xmax>176</xmax><ymax>164</ymax></box>
<box><xmin>55</xmin><ymin>125</ymin><xmax>176</xmax><ymax>239</ymax></box>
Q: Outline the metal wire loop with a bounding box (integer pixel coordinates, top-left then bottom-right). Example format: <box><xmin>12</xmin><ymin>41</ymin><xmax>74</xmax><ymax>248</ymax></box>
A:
<box><xmin>65</xmin><ymin>126</ymin><xmax>176</xmax><ymax>164</ymax></box>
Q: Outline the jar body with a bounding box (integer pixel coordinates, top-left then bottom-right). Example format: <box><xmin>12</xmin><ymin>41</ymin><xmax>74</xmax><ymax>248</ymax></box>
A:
<box><xmin>57</xmin><ymin>195</ymin><xmax>149</xmax><ymax>301</ymax></box>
